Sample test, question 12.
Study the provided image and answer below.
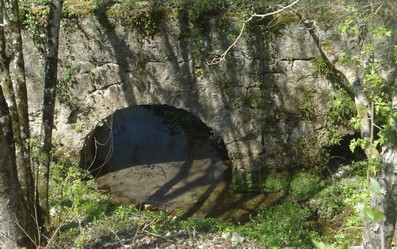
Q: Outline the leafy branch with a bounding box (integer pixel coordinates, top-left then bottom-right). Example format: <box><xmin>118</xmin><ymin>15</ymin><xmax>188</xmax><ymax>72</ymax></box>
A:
<box><xmin>207</xmin><ymin>0</ymin><xmax>300</xmax><ymax>65</ymax></box>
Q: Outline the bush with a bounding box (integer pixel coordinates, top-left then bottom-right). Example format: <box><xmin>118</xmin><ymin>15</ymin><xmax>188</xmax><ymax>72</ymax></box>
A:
<box><xmin>49</xmin><ymin>160</ymin><xmax>116</xmax><ymax>246</ymax></box>
<box><xmin>234</xmin><ymin>199</ymin><xmax>318</xmax><ymax>248</ymax></box>
<box><xmin>262</xmin><ymin>172</ymin><xmax>290</xmax><ymax>193</ymax></box>
<box><xmin>290</xmin><ymin>171</ymin><xmax>324</xmax><ymax>200</ymax></box>
<box><xmin>309</xmin><ymin>173</ymin><xmax>369</xmax><ymax>246</ymax></box>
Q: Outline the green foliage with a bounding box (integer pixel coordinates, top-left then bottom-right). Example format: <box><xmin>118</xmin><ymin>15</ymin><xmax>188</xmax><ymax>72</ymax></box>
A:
<box><xmin>361</xmin><ymin>44</ymin><xmax>374</xmax><ymax>55</ymax></box>
<box><xmin>338</xmin><ymin>11</ymin><xmax>397</xmax><ymax>150</ymax></box>
<box><xmin>234</xmin><ymin>199</ymin><xmax>317</xmax><ymax>248</ymax></box>
<box><xmin>91</xmin><ymin>0</ymin><xmax>115</xmax><ymax>15</ymax></box>
<box><xmin>126</xmin><ymin>7</ymin><xmax>166</xmax><ymax>37</ymax></box>
<box><xmin>180</xmin><ymin>0</ymin><xmax>227</xmax><ymax>35</ymax></box>
<box><xmin>50</xmin><ymin>160</ymin><xmax>169</xmax><ymax>247</ymax></box>
<box><xmin>193</xmin><ymin>41</ymin><xmax>207</xmax><ymax>61</ymax></box>
<box><xmin>49</xmin><ymin>160</ymin><xmax>115</xmax><ymax>244</ymax></box>
<box><xmin>363</xmin><ymin>66</ymin><xmax>384</xmax><ymax>95</ymax></box>
<box><xmin>340</xmin><ymin>177</ymin><xmax>369</xmax><ymax>209</ymax></box>
<box><xmin>312</xmin><ymin>56</ymin><xmax>333</xmax><ymax>78</ymax></box>
<box><xmin>19</xmin><ymin>0</ymin><xmax>49</xmax><ymax>54</ymax></box>
<box><xmin>372</xmin><ymin>27</ymin><xmax>391</xmax><ymax>40</ymax></box>
<box><xmin>311</xmin><ymin>184</ymin><xmax>343</xmax><ymax>220</ymax></box>
<box><xmin>338</xmin><ymin>52</ymin><xmax>356</xmax><ymax>65</ymax></box>
<box><xmin>369</xmin><ymin>177</ymin><xmax>381</xmax><ymax>197</ymax></box>
<box><xmin>194</xmin><ymin>67</ymin><xmax>202</xmax><ymax>77</ymax></box>
<box><xmin>361</xmin><ymin>206</ymin><xmax>384</xmax><ymax>222</ymax></box>
<box><xmin>62</xmin><ymin>0</ymin><xmax>93</xmax><ymax>17</ymax></box>
<box><xmin>349</xmin><ymin>116</ymin><xmax>362</xmax><ymax>130</ymax></box>
<box><xmin>328</xmin><ymin>88</ymin><xmax>356</xmax><ymax>126</ymax></box>
<box><xmin>311</xmin><ymin>173</ymin><xmax>369</xmax><ymax>221</ymax></box>
<box><xmin>57</xmin><ymin>71</ymin><xmax>79</xmax><ymax>107</ymax></box>
<box><xmin>310</xmin><ymin>172</ymin><xmax>370</xmax><ymax>246</ymax></box>
<box><xmin>56</xmin><ymin>51</ymin><xmax>83</xmax><ymax>108</ymax></box>
<box><xmin>262</xmin><ymin>172</ymin><xmax>289</xmax><ymax>193</ymax></box>
<box><xmin>339</xmin><ymin>18</ymin><xmax>358</xmax><ymax>36</ymax></box>
<box><xmin>290</xmin><ymin>172</ymin><xmax>323</xmax><ymax>200</ymax></box>
<box><xmin>349</xmin><ymin>137</ymin><xmax>368</xmax><ymax>153</ymax></box>
<box><xmin>48</xmin><ymin>159</ymin><xmax>370</xmax><ymax>248</ymax></box>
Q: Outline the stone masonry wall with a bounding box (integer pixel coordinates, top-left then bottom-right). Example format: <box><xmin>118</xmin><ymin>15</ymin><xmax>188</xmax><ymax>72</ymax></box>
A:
<box><xmin>24</xmin><ymin>16</ymin><xmax>336</xmax><ymax>191</ymax></box>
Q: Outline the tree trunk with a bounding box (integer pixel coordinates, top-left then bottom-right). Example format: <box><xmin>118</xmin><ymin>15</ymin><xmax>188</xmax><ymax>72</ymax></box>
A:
<box><xmin>0</xmin><ymin>39</ymin><xmax>32</xmax><ymax>248</ymax></box>
<box><xmin>4</xmin><ymin>0</ymin><xmax>35</xmax><ymax>215</ymax></box>
<box><xmin>363</xmin><ymin>95</ymin><xmax>397</xmax><ymax>249</ymax></box>
<box><xmin>0</xmin><ymin>125</ymin><xmax>29</xmax><ymax>248</ymax></box>
<box><xmin>0</xmin><ymin>91</ymin><xmax>34</xmax><ymax>249</ymax></box>
<box><xmin>0</xmin><ymin>1</ymin><xmax>36</xmax><ymax>247</ymax></box>
<box><xmin>38</xmin><ymin>0</ymin><xmax>63</xmax><ymax>229</ymax></box>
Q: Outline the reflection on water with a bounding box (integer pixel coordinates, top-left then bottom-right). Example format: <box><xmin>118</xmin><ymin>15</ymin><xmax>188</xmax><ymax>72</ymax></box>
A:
<box><xmin>85</xmin><ymin>105</ymin><xmax>280</xmax><ymax>222</ymax></box>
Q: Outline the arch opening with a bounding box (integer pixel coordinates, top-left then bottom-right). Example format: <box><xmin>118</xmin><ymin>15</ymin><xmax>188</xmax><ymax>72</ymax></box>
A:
<box><xmin>82</xmin><ymin>105</ymin><xmax>229</xmax><ymax>176</ymax></box>
<box><xmin>80</xmin><ymin>105</ymin><xmax>251</xmax><ymax>220</ymax></box>
<box><xmin>325</xmin><ymin>133</ymin><xmax>367</xmax><ymax>175</ymax></box>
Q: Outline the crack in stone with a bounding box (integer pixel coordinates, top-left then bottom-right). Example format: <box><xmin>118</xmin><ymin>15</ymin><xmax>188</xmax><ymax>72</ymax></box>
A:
<box><xmin>279</xmin><ymin>57</ymin><xmax>315</xmax><ymax>62</ymax></box>
<box><xmin>88</xmin><ymin>81</ymin><xmax>126</xmax><ymax>94</ymax></box>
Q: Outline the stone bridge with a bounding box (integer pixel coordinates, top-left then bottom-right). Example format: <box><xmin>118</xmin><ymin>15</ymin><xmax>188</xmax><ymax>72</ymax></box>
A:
<box><xmin>25</xmin><ymin>16</ymin><xmax>336</xmax><ymax>190</ymax></box>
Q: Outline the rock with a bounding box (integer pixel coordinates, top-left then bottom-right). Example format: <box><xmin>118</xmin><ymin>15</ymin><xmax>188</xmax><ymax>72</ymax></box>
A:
<box><xmin>221</xmin><ymin>232</ymin><xmax>230</xmax><ymax>240</ymax></box>
<box><xmin>231</xmin><ymin>232</ymin><xmax>244</xmax><ymax>246</ymax></box>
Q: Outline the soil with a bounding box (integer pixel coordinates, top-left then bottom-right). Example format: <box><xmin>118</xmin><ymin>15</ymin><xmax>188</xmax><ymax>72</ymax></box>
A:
<box><xmin>84</xmin><ymin>225</ymin><xmax>263</xmax><ymax>249</ymax></box>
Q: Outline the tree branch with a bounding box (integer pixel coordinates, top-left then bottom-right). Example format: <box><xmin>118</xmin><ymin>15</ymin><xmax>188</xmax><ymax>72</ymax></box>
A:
<box><xmin>207</xmin><ymin>0</ymin><xmax>300</xmax><ymax>65</ymax></box>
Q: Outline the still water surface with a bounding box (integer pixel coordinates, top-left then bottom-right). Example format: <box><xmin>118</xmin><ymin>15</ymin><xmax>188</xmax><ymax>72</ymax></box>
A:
<box><xmin>89</xmin><ymin>106</ymin><xmax>281</xmax><ymax>222</ymax></box>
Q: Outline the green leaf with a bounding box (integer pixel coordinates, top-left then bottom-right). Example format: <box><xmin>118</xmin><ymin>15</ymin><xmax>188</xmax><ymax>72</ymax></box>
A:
<box><xmin>361</xmin><ymin>44</ymin><xmax>374</xmax><ymax>55</ymax></box>
<box><xmin>339</xmin><ymin>19</ymin><xmax>352</xmax><ymax>33</ymax></box>
<box><xmin>349</xmin><ymin>138</ymin><xmax>358</xmax><ymax>153</ymax></box>
<box><xmin>364</xmin><ymin>207</ymin><xmax>384</xmax><ymax>222</ymax></box>
<box><xmin>339</xmin><ymin>52</ymin><xmax>355</xmax><ymax>64</ymax></box>
<box><xmin>373</xmin><ymin>27</ymin><xmax>391</xmax><ymax>39</ymax></box>
<box><xmin>369</xmin><ymin>178</ymin><xmax>381</xmax><ymax>197</ymax></box>
<box><xmin>350</xmin><ymin>116</ymin><xmax>362</xmax><ymax>129</ymax></box>
<box><xmin>312</xmin><ymin>240</ymin><xmax>335</xmax><ymax>249</ymax></box>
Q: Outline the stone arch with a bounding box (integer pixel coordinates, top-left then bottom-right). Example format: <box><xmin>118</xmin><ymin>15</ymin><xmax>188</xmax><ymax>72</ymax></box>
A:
<box><xmin>30</xmin><ymin>16</ymin><xmax>334</xmax><ymax>195</ymax></box>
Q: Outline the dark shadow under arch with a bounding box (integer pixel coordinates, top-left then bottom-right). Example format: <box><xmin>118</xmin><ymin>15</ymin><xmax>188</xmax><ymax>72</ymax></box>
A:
<box><xmin>80</xmin><ymin>104</ymin><xmax>228</xmax><ymax>176</ymax></box>
<box><xmin>79</xmin><ymin>105</ymin><xmax>276</xmax><ymax>222</ymax></box>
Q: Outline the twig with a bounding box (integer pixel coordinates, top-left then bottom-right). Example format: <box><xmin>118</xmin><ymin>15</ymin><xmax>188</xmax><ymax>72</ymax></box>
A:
<box><xmin>14</xmin><ymin>216</ymin><xmax>39</xmax><ymax>248</ymax></box>
<box><xmin>45</xmin><ymin>207</ymin><xmax>75</xmax><ymax>249</ymax></box>
<box><xmin>334</xmin><ymin>1</ymin><xmax>384</xmax><ymax>21</ymax></box>
<box><xmin>207</xmin><ymin>0</ymin><xmax>300</xmax><ymax>65</ymax></box>
<box><xmin>109</xmin><ymin>227</ymin><xmax>127</xmax><ymax>249</ymax></box>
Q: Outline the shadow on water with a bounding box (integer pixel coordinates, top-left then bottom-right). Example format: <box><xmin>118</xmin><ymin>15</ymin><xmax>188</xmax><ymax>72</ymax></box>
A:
<box><xmin>81</xmin><ymin>105</ymin><xmax>284</xmax><ymax>223</ymax></box>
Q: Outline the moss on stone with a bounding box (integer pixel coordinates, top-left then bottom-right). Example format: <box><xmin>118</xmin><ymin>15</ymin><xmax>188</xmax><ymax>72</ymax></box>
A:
<box><xmin>232</xmin><ymin>168</ymin><xmax>262</xmax><ymax>192</ymax></box>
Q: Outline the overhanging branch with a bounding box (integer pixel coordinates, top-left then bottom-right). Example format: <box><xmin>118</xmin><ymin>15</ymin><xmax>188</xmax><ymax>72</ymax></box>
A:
<box><xmin>207</xmin><ymin>0</ymin><xmax>300</xmax><ymax>65</ymax></box>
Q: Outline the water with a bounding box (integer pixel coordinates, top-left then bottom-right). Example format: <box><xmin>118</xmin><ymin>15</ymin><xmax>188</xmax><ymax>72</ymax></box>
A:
<box><xmin>86</xmin><ymin>105</ymin><xmax>281</xmax><ymax>222</ymax></box>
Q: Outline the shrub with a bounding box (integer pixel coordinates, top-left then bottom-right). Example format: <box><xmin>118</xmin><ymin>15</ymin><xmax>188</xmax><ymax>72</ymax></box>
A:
<box><xmin>49</xmin><ymin>159</ymin><xmax>116</xmax><ymax>246</ymax></box>
<box><xmin>290</xmin><ymin>172</ymin><xmax>324</xmax><ymax>200</ymax></box>
<box><xmin>262</xmin><ymin>172</ymin><xmax>290</xmax><ymax>193</ymax></box>
<box><xmin>234</xmin><ymin>199</ymin><xmax>318</xmax><ymax>248</ymax></box>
